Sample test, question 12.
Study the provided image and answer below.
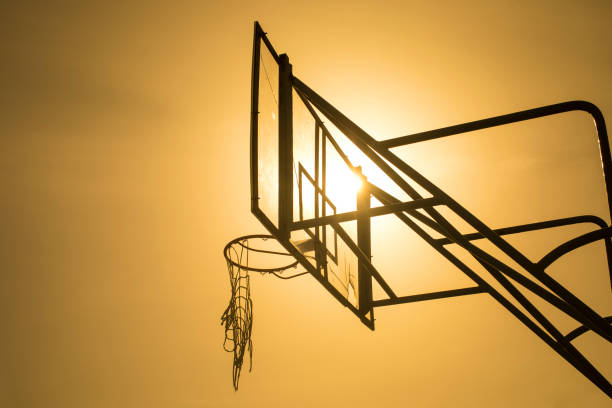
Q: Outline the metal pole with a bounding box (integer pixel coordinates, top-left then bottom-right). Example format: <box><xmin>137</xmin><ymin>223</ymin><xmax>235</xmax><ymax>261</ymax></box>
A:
<box><xmin>278</xmin><ymin>53</ymin><xmax>293</xmax><ymax>240</ymax></box>
<box><xmin>357</xmin><ymin>167</ymin><xmax>373</xmax><ymax>321</ymax></box>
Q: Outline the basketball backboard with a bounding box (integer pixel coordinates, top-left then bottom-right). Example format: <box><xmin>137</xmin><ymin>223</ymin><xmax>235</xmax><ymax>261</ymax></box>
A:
<box><xmin>250</xmin><ymin>22</ymin><xmax>379</xmax><ymax>327</ymax></box>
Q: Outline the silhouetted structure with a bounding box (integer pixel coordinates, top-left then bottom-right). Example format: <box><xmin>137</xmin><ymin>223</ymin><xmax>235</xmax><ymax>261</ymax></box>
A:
<box><xmin>223</xmin><ymin>21</ymin><xmax>612</xmax><ymax>396</ymax></box>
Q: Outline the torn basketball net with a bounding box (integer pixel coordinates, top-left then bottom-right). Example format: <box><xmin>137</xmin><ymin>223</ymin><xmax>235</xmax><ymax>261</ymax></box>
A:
<box><xmin>221</xmin><ymin>235</ymin><xmax>309</xmax><ymax>390</ymax></box>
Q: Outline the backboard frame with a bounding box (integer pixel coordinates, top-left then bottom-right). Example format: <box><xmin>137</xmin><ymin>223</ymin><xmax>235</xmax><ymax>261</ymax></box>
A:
<box><xmin>250</xmin><ymin>22</ymin><xmax>376</xmax><ymax>328</ymax></box>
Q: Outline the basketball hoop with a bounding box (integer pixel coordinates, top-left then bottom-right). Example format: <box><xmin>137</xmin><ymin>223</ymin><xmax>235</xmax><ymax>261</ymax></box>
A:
<box><xmin>221</xmin><ymin>235</ymin><xmax>308</xmax><ymax>390</ymax></box>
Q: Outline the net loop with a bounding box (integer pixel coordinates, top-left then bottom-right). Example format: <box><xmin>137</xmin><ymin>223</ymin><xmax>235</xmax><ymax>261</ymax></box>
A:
<box><xmin>221</xmin><ymin>234</ymin><xmax>306</xmax><ymax>390</ymax></box>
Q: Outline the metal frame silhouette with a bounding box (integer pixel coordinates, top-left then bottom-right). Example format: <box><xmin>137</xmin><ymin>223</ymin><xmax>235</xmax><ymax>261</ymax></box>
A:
<box><xmin>249</xmin><ymin>22</ymin><xmax>612</xmax><ymax>396</ymax></box>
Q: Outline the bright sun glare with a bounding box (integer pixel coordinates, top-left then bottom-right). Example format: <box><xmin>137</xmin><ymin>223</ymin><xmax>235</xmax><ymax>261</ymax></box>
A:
<box><xmin>296</xmin><ymin>161</ymin><xmax>365</xmax><ymax>220</ymax></box>
<box><xmin>325</xmin><ymin>166</ymin><xmax>364</xmax><ymax>211</ymax></box>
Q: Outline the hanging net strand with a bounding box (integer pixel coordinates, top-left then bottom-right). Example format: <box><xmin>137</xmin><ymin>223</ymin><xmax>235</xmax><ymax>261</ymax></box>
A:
<box><xmin>221</xmin><ymin>235</ymin><xmax>307</xmax><ymax>390</ymax></box>
<box><xmin>221</xmin><ymin>241</ymin><xmax>253</xmax><ymax>390</ymax></box>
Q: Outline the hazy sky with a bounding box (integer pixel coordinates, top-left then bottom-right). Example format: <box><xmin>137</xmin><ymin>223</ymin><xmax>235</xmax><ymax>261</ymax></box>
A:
<box><xmin>2</xmin><ymin>1</ymin><xmax>611</xmax><ymax>407</ymax></box>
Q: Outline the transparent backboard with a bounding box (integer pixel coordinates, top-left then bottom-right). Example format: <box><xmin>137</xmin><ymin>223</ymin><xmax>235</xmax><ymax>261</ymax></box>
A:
<box><xmin>250</xmin><ymin>22</ymin><xmax>374</xmax><ymax>328</ymax></box>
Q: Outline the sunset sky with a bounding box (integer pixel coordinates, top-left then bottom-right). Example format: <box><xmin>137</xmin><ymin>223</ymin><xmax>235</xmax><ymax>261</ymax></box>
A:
<box><xmin>2</xmin><ymin>1</ymin><xmax>611</xmax><ymax>407</ymax></box>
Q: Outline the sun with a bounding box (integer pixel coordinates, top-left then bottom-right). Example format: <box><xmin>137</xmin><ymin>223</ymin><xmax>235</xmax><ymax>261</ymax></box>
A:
<box><xmin>325</xmin><ymin>164</ymin><xmax>364</xmax><ymax>212</ymax></box>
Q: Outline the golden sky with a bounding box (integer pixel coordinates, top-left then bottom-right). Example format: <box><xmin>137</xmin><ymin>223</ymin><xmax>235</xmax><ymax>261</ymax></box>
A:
<box><xmin>1</xmin><ymin>1</ymin><xmax>611</xmax><ymax>407</ymax></box>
